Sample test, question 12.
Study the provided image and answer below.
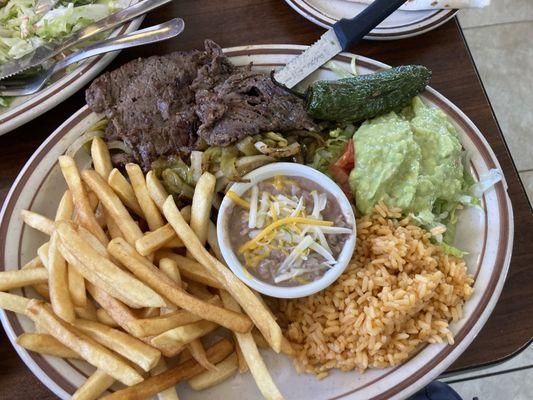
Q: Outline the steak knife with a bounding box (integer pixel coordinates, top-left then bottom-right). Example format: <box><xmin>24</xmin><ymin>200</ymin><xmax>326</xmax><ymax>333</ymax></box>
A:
<box><xmin>0</xmin><ymin>0</ymin><xmax>172</xmax><ymax>80</ymax></box>
<box><xmin>274</xmin><ymin>0</ymin><xmax>406</xmax><ymax>88</ymax></box>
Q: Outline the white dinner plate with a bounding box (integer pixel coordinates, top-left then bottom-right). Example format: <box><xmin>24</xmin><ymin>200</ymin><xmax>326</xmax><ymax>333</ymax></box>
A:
<box><xmin>0</xmin><ymin>44</ymin><xmax>513</xmax><ymax>399</ymax></box>
<box><xmin>0</xmin><ymin>0</ymin><xmax>143</xmax><ymax>136</ymax></box>
<box><xmin>284</xmin><ymin>0</ymin><xmax>457</xmax><ymax>40</ymax></box>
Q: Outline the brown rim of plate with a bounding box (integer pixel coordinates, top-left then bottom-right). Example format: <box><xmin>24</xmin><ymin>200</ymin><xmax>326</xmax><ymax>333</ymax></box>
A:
<box><xmin>285</xmin><ymin>0</ymin><xmax>457</xmax><ymax>38</ymax></box>
<box><xmin>0</xmin><ymin>48</ymin><xmax>512</xmax><ymax>399</ymax></box>
<box><xmin>0</xmin><ymin>21</ymin><xmax>132</xmax><ymax>125</ymax></box>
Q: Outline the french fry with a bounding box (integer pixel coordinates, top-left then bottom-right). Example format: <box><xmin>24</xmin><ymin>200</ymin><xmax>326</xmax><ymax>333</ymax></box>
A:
<box><xmin>251</xmin><ymin>329</ymin><xmax>294</xmax><ymax>356</ymax></box>
<box><xmin>180</xmin><ymin>205</ymin><xmax>192</xmax><ymax>223</ymax></box>
<box><xmin>57</xmin><ymin>221</ymin><xmax>165</xmax><ymax>308</ymax></box>
<box><xmin>144</xmin><ymin>172</ymin><xmax>195</xmax><ymax>219</ymax></box>
<box><xmin>150</xmin><ymin>359</ymin><xmax>180</xmax><ymax>400</ymax></box>
<box><xmin>96</xmin><ymin>308</ymin><xmax>119</xmax><ymax>328</ymax></box>
<box><xmin>21</xmin><ymin>257</ymin><xmax>49</xmax><ymax>299</ymax></box>
<box><xmin>91</xmin><ymin>137</ymin><xmax>113</xmax><ymax>180</ymax></box>
<box><xmin>94</xmin><ymin>203</ymin><xmax>107</xmax><ymax>229</ymax></box>
<box><xmin>145</xmin><ymin>171</ymin><xmax>169</xmax><ymax>212</ymax></box>
<box><xmin>16</xmin><ymin>332</ymin><xmax>81</xmax><ymax>359</ymax></box>
<box><xmin>151</xmin><ymin>320</ymin><xmax>218</xmax><ymax>348</ymax></box>
<box><xmin>156</xmin><ymin>253</ymin><xmax>222</xmax><ymax>289</ymax></box>
<box><xmin>56</xmin><ymin>190</ymin><xmax>75</xmax><ymax>221</ymax></box>
<box><xmin>207</xmin><ymin>221</ymin><xmax>223</xmax><ymax>261</ymax></box>
<box><xmin>158</xmin><ymin>257</ymin><xmax>180</xmax><ymax>313</ymax></box>
<box><xmin>59</xmin><ymin>240</ymin><xmax>140</xmax><ymax>307</ymax></box>
<box><xmin>20</xmin><ymin>210</ymin><xmax>54</xmax><ymax>235</ymax></box>
<box><xmin>126</xmin><ymin>163</ymin><xmax>165</xmax><ymax>231</ymax></box>
<box><xmin>135</xmin><ymin>204</ymin><xmax>190</xmax><ymax>257</ymax></box>
<box><xmin>75</xmin><ymin>298</ymin><xmax>98</xmax><ymax>321</ymax></box>
<box><xmin>83</xmin><ymin>170</ymin><xmax>144</xmax><ymax>246</ymax></box>
<box><xmin>190</xmin><ymin>172</ymin><xmax>216</xmax><ymax>246</ymax></box>
<box><xmin>37</xmin><ymin>242</ymin><xmax>50</xmax><ymax>269</ymax></box>
<box><xmin>220</xmin><ymin>290</ymin><xmax>284</xmax><ymax>400</ymax></box>
<box><xmin>68</xmin><ymin>264</ymin><xmax>87</xmax><ymax>308</ymax></box>
<box><xmin>107</xmin><ymin>168</ymin><xmax>144</xmax><ymax>218</ymax></box>
<box><xmin>48</xmin><ymin>231</ymin><xmax>75</xmax><ymax>322</ymax></box>
<box><xmin>101</xmin><ymin>339</ymin><xmax>233</xmax><ymax>400</ymax></box>
<box><xmin>251</xmin><ymin>329</ymin><xmax>269</xmax><ymax>348</ymax></box>
<box><xmin>22</xmin><ymin>256</ymin><xmax>44</xmax><ymax>270</ymax></box>
<box><xmin>187</xmin><ymin>172</ymin><xmax>217</xmax><ymax>372</ymax></box>
<box><xmin>54</xmin><ymin>189</ymin><xmax>86</xmax><ymax>306</ymax></box>
<box><xmin>87</xmin><ymin>283</ymin><xmax>140</xmax><ymax>337</ymax></box>
<box><xmin>159</xmin><ymin>258</ymin><xmax>182</xmax><ymax>288</ymax></box>
<box><xmin>188</xmin><ymin>352</ymin><xmax>238</xmax><ymax>391</ymax></box>
<box><xmin>0</xmin><ymin>291</ymin><xmax>30</xmax><ymax>314</ymax></box>
<box><xmin>75</xmin><ymin>319</ymin><xmax>161</xmax><ymax>371</ymax></box>
<box><xmin>87</xmin><ymin>191</ymin><xmax>100</xmax><ymax>211</ymax></box>
<box><xmin>177</xmin><ymin>348</ymin><xmax>192</xmax><ymax>363</ymax></box>
<box><xmin>131</xmin><ymin>308</ymin><xmax>157</xmax><ymax>319</ymax></box>
<box><xmin>72</xmin><ymin>368</ymin><xmax>115</xmax><ymax>400</ymax></box>
<box><xmin>188</xmin><ymin>339</ymin><xmax>217</xmax><ymax>372</ymax></box>
<box><xmin>59</xmin><ymin>156</ymin><xmax>108</xmax><ymax>245</ymax></box>
<box><xmin>77</xmin><ymin>225</ymin><xmax>111</xmax><ymax>258</ymax></box>
<box><xmin>0</xmin><ymin>268</ymin><xmax>48</xmax><ymax>291</ymax></box>
<box><xmin>146</xmin><ymin>337</ymin><xmax>186</xmax><ymax>358</ymax></box>
<box><xmin>127</xmin><ymin>307</ymin><xmax>206</xmax><ymax>338</ymax></box>
<box><xmin>135</xmin><ymin>225</ymin><xmax>183</xmax><ymax>256</ymax></box>
<box><xmin>104</xmin><ymin>208</ymin><xmax>123</xmax><ymax>239</ymax></box>
<box><xmin>162</xmin><ymin>238</ymin><xmax>183</xmax><ymax>249</ymax></box>
<box><xmin>162</xmin><ymin>196</ymin><xmax>282</xmax><ymax>352</ymax></box>
<box><xmin>26</xmin><ymin>300</ymin><xmax>143</xmax><ymax>385</ymax></box>
<box><xmin>186</xmin><ymin>281</ymin><xmax>213</xmax><ymax>301</ymax></box>
<box><xmin>108</xmin><ymin>238</ymin><xmax>252</xmax><ymax>333</ymax></box>
<box><xmin>235</xmin><ymin>338</ymin><xmax>249</xmax><ymax>373</ymax></box>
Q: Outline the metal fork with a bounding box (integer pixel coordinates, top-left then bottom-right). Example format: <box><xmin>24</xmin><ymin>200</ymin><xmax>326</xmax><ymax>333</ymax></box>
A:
<box><xmin>0</xmin><ymin>18</ymin><xmax>184</xmax><ymax>97</ymax></box>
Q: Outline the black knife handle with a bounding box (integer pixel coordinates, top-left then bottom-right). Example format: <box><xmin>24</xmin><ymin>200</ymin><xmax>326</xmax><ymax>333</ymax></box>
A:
<box><xmin>333</xmin><ymin>0</ymin><xmax>407</xmax><ymax>50</ymax></box>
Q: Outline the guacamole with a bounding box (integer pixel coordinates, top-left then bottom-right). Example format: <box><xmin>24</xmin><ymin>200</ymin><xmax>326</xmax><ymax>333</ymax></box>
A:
<box><xmin>349</xmin><ymin>97</ymin><xmax>464</xmax><ymax>217</ymax></box>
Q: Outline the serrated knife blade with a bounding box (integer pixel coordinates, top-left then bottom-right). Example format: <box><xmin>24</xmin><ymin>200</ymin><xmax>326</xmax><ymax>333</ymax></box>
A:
<box><xmin>273</xmin><ymin>0</ymin><xmax>406</xmax><ymax>89</ymax></box>
<box><xmin>273</xmin><ymin>30</ymin><xmax>342</xmax><ymax>89</ymax></box>
<box><xmin>0</xmin><ymin>43</ymin><xmax>61</xmax><ymax>81</ymax></box>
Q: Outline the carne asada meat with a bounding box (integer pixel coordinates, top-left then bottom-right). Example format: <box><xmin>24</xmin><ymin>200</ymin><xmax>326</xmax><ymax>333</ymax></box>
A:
<box><xmin>194</xmin><ymin>67</ymin><xmax>316</xmax><ymax>146</ymax></box>
<box><xmin>86</xmin><ymin>40</ymin><xmax>316</xmax><ymax>170</ymax></box>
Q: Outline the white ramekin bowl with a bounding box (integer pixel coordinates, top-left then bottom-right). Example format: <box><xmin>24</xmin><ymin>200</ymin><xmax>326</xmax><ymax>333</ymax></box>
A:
<box><xmin>216</xmin><ymin>162</ymin><xmax>356</xmax><ymax>299</ymax></box>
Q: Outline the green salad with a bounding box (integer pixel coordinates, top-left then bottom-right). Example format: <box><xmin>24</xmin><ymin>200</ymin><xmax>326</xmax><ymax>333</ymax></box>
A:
<box><xmin>0</xmin><ymin>0</ymin><xmax>126</xmax><ymax>106</ymax></box>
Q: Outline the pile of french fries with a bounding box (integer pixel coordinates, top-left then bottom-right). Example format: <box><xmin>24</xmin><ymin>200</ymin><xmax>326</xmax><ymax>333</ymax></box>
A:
<box><xmin>0</xmin><ymin>137</ymin><xmax>292</xmax><ymax>400</ymax></box>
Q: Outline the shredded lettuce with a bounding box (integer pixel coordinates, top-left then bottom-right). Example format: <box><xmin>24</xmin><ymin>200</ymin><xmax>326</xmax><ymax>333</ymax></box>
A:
<box><xmin>324</xmin><ymin>55</ymin><xmax>358</xmax><ymax>79</ymax></box>
<box><xmin>441</xmin><ymin>243</ymin><xmax>469</xmax><ymax>258</ymax></box>
<box><xmin>0</xmin><ymin>0</ymin><xmax>124</xmax><ymax>105</ymax></box>
<box><xmin>0</xmin><ymin>96</ymin><xmax>13</xmax><ymax>107</ymax></box>
<box><xmin>412</xmin><ymin>167</ymin><xmax>502</xmax><ymax>253</ymax></box>
<box><xmin>308</xmin><ymin>127</ymin><xmax>353</xmax><ymax>175</ymax></box>
<box><xmin>470</xmin><ymin>168</ymin><xmax>502</xmax><ymax>198</ymax></box>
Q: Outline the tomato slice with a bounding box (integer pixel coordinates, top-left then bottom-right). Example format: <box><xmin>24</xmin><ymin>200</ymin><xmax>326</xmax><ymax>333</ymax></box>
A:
<box><xmin>332</xmin><ymin>139</ymin><xmax>355</xmax><ymax>173</ymax></box>
<box><xmin>329</xmin><ymin>139</ymin><xmax>355</xmax><ymax>196</ymax></box>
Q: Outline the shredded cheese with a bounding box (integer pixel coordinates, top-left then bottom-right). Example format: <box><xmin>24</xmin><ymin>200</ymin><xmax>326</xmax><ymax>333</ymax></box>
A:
<box><xmin>227</xmin><ymin>191</ymin><xmax>250</xmax><ymax>209</ymax></box>
<box><xmin>239</xmin><ymin>217</ymin><xmax>334</xmax><ymax>253</ymax></box>
<box><xmin>269</xmin><ymin>201</ymin><xmax>278</xmax><ymax>222</ymax></box>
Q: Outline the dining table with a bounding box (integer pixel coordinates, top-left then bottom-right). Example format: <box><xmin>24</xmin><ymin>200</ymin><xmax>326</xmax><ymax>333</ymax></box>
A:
<box><xmin>0</xmin><ymin>0</ymin><xmax>532</xmax><ymax>398</ymax></box>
